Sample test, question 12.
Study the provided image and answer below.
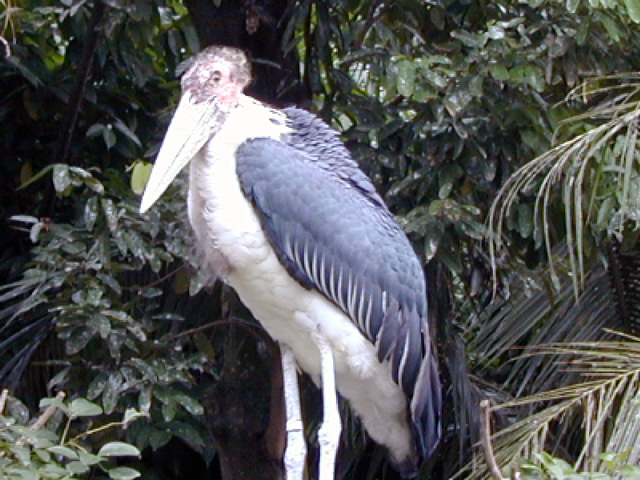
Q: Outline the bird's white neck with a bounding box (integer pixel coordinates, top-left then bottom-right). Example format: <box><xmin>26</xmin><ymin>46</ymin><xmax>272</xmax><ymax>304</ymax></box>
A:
<box><xmin>185</xmin><ymin>93</ymin><xmax>290</xmax><ymax>279</ymax></box>
<box><xmin>225</xmin><ymin>94</ymin><xmax>291</xmax><ymax>144</ymax></box>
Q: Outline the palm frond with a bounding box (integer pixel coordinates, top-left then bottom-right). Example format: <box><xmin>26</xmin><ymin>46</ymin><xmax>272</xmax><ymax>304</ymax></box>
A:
<box><xmin>488</xmin><ymin>74</ymin><xmax>640</xmax><ymax>298</ymax></box>
<box><xmin>464</xmin><ymin>336</ymin><xmax>640</xmax><ymax>479</ymax></box>
<box><xmin>470</xmin><ymin>248</ymin><xmax>619</xmax><ymax>395</ymax></box>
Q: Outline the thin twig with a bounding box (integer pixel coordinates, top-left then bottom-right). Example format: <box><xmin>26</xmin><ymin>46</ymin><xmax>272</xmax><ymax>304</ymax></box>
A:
<box><xmin>166</xmin><ymin>317</ymin><xmax>276</xmax><ymax>350</ymax></box>
<box><xmin>0</xmin><ymin>389</ymin><xmax>8</xmax><ymax>414</ymax></box>
<box><xmin>128</xmin><ymin>264</ymin><xmax>186</xmax><ymax>292</ymax></box>
<box><xmin>52</xmin><ymin>0</ymin><xmax>105</xmax><ymax>167</ymax></box>
<box><xmin>31</xmin><ymin>391</ymin><xmax>66</xmax><ymax>431</ymax></box>
<box><xmin>480</xmin><ymin>399</ymin><xmax>504</xmax><ymax>480</ymax></box>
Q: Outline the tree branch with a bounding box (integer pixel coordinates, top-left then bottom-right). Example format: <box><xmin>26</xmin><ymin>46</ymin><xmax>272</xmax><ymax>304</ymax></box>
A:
<box><xmin>480</xmin><ymin>399</ymin><xmax>504</xmax><ymax>480</ymax></box>
<box><xmin>31</xmin><ymin>391</ymin><xmax>66</xmax><ymax>431</ymax></box>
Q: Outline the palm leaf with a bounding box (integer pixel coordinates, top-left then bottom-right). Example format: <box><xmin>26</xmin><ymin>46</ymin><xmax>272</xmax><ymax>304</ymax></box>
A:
<box><xmin>488</xmin><ymin>74</ymin><xmax>640</xmax><ymax>298</ymax></box>
<box><xmin>465</xmin><ymin>335</ymin><xmax>640</xmax><ymax>478</ymax></box>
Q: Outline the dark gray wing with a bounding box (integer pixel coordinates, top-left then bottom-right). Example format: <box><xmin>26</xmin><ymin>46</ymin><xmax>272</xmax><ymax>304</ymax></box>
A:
<box><xmin>236</xmin><ymin>135</ymin><xmax>441</xmax><ymax>458</ymax></box>
<box><xmin>282</xmin><ymin>107</ymin><xmax>386</xmax><ymax>208</ymax></box>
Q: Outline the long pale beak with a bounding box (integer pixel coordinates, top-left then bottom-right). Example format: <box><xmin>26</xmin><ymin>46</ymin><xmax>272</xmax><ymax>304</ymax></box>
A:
<box><xmin>140</xmin><ymin>92</ymin><xmax>222</xmax><ymax>213</ymax></box>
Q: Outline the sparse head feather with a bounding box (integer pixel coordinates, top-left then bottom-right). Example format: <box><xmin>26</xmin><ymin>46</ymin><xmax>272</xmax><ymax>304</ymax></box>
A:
<box><xmin>181</xmin><ymin>46</ymin><xmax>252</xmax><ymax>105</ymax></box>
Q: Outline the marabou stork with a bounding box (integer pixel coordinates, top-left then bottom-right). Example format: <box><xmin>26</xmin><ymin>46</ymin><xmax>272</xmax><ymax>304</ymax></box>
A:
<box><xmin>140</xmin><ymin>46</ymin><xmax>441</xmax><ymax>479</ymax></box>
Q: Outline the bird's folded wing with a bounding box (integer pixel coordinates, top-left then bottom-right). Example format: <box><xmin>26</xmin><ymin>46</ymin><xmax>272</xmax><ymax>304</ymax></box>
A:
<box><xmin>236</xmin><ymin>137</ymin><xmax>441</xmax><ymax>457</ymax></box>
<box><xmin>236</xmin><ymin>138</ymin><xmax>424</xmax><ymax>390</ymax></box>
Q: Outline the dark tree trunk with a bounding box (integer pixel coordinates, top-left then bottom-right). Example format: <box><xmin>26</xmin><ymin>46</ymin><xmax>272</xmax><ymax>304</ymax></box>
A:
<box><xmin>178</xmin><ymin>1</ymin><xmax>311</xmax><ymax>479</ymax></box>
<box><xmin>201</xmin><ymin>323</ymin><xmax>287</xmax><ymax>480</ymax></box>
<box><xmin>183</xmin><ymin>0</ymin><xmax>308</xmax><ymax>105</ymax></box>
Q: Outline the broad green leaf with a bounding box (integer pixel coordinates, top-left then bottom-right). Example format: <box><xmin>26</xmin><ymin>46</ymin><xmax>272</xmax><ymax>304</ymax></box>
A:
<box><xmin>39</xmin><ymin>396</ymin><xmax>68</xmax><ymax>415</ymax></box>
<box><xmin>123</xmin><ymin>407</ymin><xmax>147</xmax><ymax>424</ymax></box>
<box><xmin>625</xmin><ymin>0</ymin><xmax>640</xmax><ymax>22</ymax></box>
<box><xmin>66</xmin><ymin>460</ymin><xmax>90</xmax><ymax>475</ymax></box>
<box><xmin>87</xmin><ymin>372</ymin><xmax>109</xmax><ymax>400</ymax></box>
<box><xmin>85</xmin><ymin>196</ymin><xmax>99</xmax><ymax>231</ymax></box>
<box><xmin>102</xmin><ymin>372</ymin><xmax>124</xmax><ymax>414</ymax></box>
<box><xmin>47</xmin><ymin>445</ymin><xmax>79</xmax><ymax>460</ymax></box>
<box><xmin>86</xmin><ymin>123</ymin><xmax>105</xmax><ymax>137</ymax></box>
<box><xmin>165</xmin><ymin>421</ymin><xmax>207</xmax><ymax>451</ymax></box>
<box><xmin>98</xmin><ymin>442</ymin><xmax>141</xmax><ymax>457</ymax></box>
<box><xmin>597</xmin><ymin>12</ymin><xmax>621</xmax><ymax>42</ymax></box>
<box><xmin>38</xmin><ymin>463</ymin><xmax>69</xmax><ymax>477</ymax></box>
<box><xmin>172</xmin><ymin>392</ymin><xmax>204</xmax><ymax>415</ymax></box>
<box><xmin>395</xmin><ymin>59</ymin><xmax>416</xmax><ymax>97</ymax></box>
<box><xmin>450</xmin><ymin>29</ymin><xmax>487</xmax><ymax>47</ymax></box>
<box><xmin>90</xmin><ymin>313</ymin><xmax>112</xmax><ymax>338</ymax></box>
<box><xmin>486</xmin><ymin>24</ymin><xmax>505</xmax><ymax>40</ymax></box>
<box><xmin>97</xmin><ymin>274</ymin><xmax>122</xmax><ymax>296</ymax></box>
<box><xmin>148</xmin><ymin>427</ymin><xmax>172</xmax><ymax>450</ymax></box>
<box><xmin>107</xmin><ymin>466</ymin><xmax>141</xmax><ymax>480</ymax></box>
<box><xmin>438</xmin><ymin>181</ymin><xmax>453</xmax><ymax>198</ymax></box>
<box><xmin>162</xmin><ymin>399</ymin><xmax>177</xmax><ymax>422</ymax></box>
<box><xmin>52</xmin><ymin>164</ymin><xmax>71</xmax><ymax>193</ymax></box>
<box><xmin>424</xmin><ymin>221</ymin><xmax>444</xmax><ymax>261</ymax></box>
<box><xmin>469</xmin><ymin>75</ymin><xmax>484</xmax><ymax>97</ymax></box>
<box><xmin>65</xmin><ymin>326</ymin><xmax>97</xmax><ymax>355</ymax></box>
<box><xmin>103</xmin><ymin>125</ymin><xmax>117</xmax><ymax>150</ymax></box>
<box><xmin>114</xmin><ymin>119</ymin><xmax>142</xmax><ymax>147</ymax></box>
<box><xmin>130</xmin><ymin>161</ymin><xmax>153</xmax><ymax>195</ymax></box>
<box><xmin>78</xmin><ymin>450</ymin><xmax>104</xmax><ymax>466</ymax></box>
<box><xmin>124</xmin><ymin>230</ymin><xmax>147</xmax><ymax>260</ymax></box>
<box><xmin>34</xmin><ymin>448</ymin><xmax>52</xmax><ymax>463</ymax></box>
<box><xmin>69</xmin><ymin>398</ymin><xmax>102</xmax><ymax>417</ymax></box>
<box><xmin>101</xmin><ymin>198</ymin><xmax>119</xmax><ymax>231</ymax></box>
<box><xmin>7</xmin><ymin>397</ymin><xmax>31</xmax><ymax>424</ymax></box>
<box><xmin>127</xmin><ymin>358</ymin><xmax>158</xmax><ymax>382</ymax></box>
<box><xmin>10</xmin><ymin>444</ymin><xmax>31</xmax><ymax>464</ymax></box>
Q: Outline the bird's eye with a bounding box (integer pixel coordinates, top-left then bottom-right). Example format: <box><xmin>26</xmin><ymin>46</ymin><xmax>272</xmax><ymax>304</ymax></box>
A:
<box><xmin>210</xmin><ymin>70</ymin><xmax>222</xmax><ymax>83</ymax></box>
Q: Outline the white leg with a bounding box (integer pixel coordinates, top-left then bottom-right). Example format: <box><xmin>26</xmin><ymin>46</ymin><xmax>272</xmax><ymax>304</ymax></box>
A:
<box><xmin>280</xmin><ymin>344</ymin><xmax>306</xmax><ymax>480</ymax></box>
<box><xmin>314</xmin><ymin>334</ymin><xmax>341</xmax><ymax>480</ymax></box>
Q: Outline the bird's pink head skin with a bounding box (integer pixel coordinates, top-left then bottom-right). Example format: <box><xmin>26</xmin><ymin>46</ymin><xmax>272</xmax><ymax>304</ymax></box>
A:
<box><xmin>181</xmin><ymin>46</ymin><xmax>252</xmax><ymax>109</ymax></box>
<box><xmin>139</xmin><ymin>46</ymin><xmax>252</xmax><ymax>214</ymax></box>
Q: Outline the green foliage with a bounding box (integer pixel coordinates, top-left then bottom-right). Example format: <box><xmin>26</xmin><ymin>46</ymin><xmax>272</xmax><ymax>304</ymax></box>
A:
<box><xmin>489</xmin><ymin>75</ymin><xmax>640</xmax><ymax>296</ymax></box>
<box><xmin>0</xmin><ymin>393</ymin><xmax>144</xmax><ymax>479</ymax></box>
<box><xmin>4</xmin><ymin>163</ymin><xmax>211</xmax><ymax>459</ymax></box>
<box><xmin>513</xmin><ymin>451</ymin><xmax>640</xmax><ymax>479</ymax></box>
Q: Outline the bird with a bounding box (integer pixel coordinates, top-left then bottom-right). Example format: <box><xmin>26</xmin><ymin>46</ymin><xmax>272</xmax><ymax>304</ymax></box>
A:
<box><xmin>140</xmin><ymin>45</ymin><xmax>441</xmax><ymax>479</ymax></box>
